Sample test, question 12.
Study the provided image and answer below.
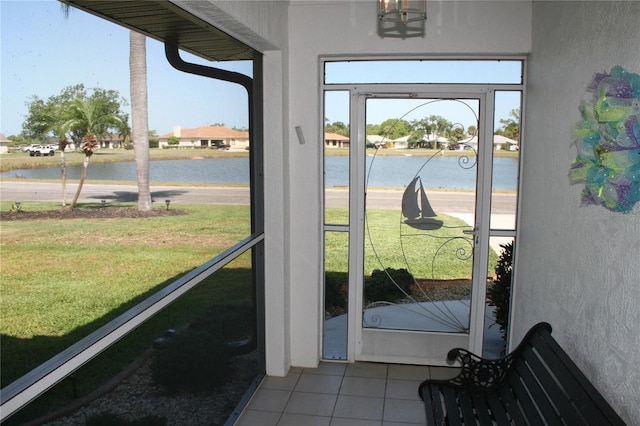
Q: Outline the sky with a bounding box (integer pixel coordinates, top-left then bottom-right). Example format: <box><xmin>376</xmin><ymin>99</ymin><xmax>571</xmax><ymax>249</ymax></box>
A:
<box><xmin>0</xmin><ymin>0</ymin><xmax>252</xmax><ymax>137</ymax></box>
<box><xmin>1</xmin><ymin>0</ymin><xmax>521</xmax><ymax>138</ymax></box>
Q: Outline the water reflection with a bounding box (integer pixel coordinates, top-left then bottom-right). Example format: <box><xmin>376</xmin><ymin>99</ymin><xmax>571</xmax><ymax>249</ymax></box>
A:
<box><xmin>2</xmin><ymin>158</ymin><xmax>249</xmax><ymax>184</ymax></box>
<box><xmin>2</xmin><ymin>156</ymin><xmax>518</xmax><ymax>190</ymax></box>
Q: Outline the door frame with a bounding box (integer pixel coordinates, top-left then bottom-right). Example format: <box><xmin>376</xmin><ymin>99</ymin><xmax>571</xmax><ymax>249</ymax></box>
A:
<box><xmin>347</xmin><ymin>85</ymin><xmax>496</xmax><ymax>365</ymax></box>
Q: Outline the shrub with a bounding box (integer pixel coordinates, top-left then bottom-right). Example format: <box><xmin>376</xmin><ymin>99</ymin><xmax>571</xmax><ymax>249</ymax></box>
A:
<box><xmin>364</xmin><ymin>268</ymin><xmax>414</xmax><ymax>303</ymax></box>
<box><xmin>487</xmin><ymin>242</ymin><xmax>513</xmax><ymax>340</ymax></box>
<box><xmin>167</xmin><ymin>136</ymin><xmax>180</xmax><ymax>145</ymax></box>
<box><xmin>149</xmin><ymin>138</ymin><xmax>159</xmax><ymax>148</ymax></box>
<box><xmin>188</xmin><ymin>304</ymin><xmax>254</xmax><ymax>343</ymax></box>
<box><xmin>151</xmin><ymin>304</ymin><xmax>256</xmax><ymax>393</ymax></box>
<box><xmin>325</xmin><ymin>273</ymin><xmax>347</xmax><ymax>315</ymax></box>
<box><xmin>151</xmin><ymin>330</ymin><xmax>229</xmax><ymax>393</ymax></box>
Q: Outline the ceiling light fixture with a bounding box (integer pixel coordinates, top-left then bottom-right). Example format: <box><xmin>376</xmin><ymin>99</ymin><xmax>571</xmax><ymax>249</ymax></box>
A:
<box><xmin>378</xmin><ymin>0</ymin><xmax>427</xmax><ymax>25</ymax></box>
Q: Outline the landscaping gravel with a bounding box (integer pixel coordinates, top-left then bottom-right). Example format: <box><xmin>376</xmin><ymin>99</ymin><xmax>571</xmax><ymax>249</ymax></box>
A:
<box><xmin>41</xmin><ymin>352</ymin><xmax>258</xmax><ymax>426</ymax></box>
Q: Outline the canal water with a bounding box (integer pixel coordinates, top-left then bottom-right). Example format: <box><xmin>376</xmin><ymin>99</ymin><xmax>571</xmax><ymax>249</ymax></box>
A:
<box><xmin>1</xmin><ymin>155</ymin><xmax>518</xmax><ymax>190</ymax></box>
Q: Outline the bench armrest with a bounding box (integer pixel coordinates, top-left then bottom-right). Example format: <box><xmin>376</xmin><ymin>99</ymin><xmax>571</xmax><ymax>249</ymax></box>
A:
<box><xmin>445</xmin><ymin>347</ymin><xmax>515</xmax><ymax>390</ymax></box>
<box><xmin>444</xmin><ymin>323</ymin><xmax>552</xmax><ymax>391</ymax></box>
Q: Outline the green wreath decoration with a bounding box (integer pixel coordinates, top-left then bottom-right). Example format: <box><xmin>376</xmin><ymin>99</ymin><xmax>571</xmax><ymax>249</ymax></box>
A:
<box><xmin>569</xmin><ymin>66</ymin><xmax>640</xmax><ymax>212</ymax></box>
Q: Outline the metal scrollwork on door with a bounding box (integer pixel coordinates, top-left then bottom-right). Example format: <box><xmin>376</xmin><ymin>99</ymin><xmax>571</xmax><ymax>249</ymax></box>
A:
<box><xmin>363</xmin><ymin>99</ymin><xmax>479</xmax><ymax>333</ymax></box>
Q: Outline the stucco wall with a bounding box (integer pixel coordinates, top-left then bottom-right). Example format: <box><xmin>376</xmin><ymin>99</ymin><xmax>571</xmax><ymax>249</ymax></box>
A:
<box><xmin>515</xmin><ymin>2</ymin><xmax>640</xmax><ymax>423</ymax></box>
<box><xmin>286</xmin><ymin>1</ymin><xmax>532</xmax><ymax>367</ymax></box>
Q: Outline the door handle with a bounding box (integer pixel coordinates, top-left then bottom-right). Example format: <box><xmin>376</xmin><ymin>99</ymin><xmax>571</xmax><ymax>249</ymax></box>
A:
<box><xmin>462</xmin><ymin>228</ymin><xmax>479</xmax><ymax>244</ymax></box>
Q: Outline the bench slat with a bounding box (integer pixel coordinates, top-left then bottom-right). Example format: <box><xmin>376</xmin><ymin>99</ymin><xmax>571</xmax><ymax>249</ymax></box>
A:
<box><xmin>498</xmin><ymin>381</ymin><xmax>531</xmax><ymax>425</ymax></box>
<box><xmin>442</xmin><ymin>386</ymin><xmax>463</xmax><ymax>426</ymax></box>
<box><xmin>513</xmin><ymin>351</ymin><xmax>563</xmax><ymax>424</ymax></box>
<box><xmin>457</xmin><ymin>388</ymin><xmax>477</xmax><ymax>424</ymax></box>
<box><xmin>422</xmin><ymin>383</ymin><xmax>445</xmax><ymax>425</ymax></box>
<box><xmin>470</xmin><ymin>391</ymin><xmax>494</xmax><ymax>424</ymax></box>
<box><xmin>508</xmin><ymin>360</ymin><xmax>547</xmax><ymax>424</ymax></box>
<box><xmin>532</xmin><ymin>331</ymin><xmax>625</xmax><ymax>425</ymax></box>
<box><xmin>521</xmin><ymin>339</ymin><xmax>585</xmax><ymax>425</ymax></box>
<box><xmin>485</xmin><ymin>389</ymin><xmax>512</xmax><ymax>424</ymax></box>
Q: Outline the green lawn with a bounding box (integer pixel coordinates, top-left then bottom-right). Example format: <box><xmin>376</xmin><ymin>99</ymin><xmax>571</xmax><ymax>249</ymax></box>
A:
<box><xmin>0</xmin><ymin>201</ymin><xmax>500</xmax><ymax>423</ymax></box>
<box><xmin>326</xmin><ymin>207</ymin><xmax>498</xmax><ymax>280</ymax></box>
<box><xmin>0</xmin><ymin>201</ymin><xmax>255</xmax><ymax>424</ymax></box>
<box><xmin>0</xmin><ymin>202</ymin><xmax>252</xmax><ymax>386</ymax></box>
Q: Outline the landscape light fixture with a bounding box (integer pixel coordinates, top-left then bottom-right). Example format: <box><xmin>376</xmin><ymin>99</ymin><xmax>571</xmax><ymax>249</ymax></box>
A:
<box><xmin>378</xmin><ymin>0</ymin><xmax>427</xmax><ymax>24</ymax></box>
<box><xmin>101</xmin><ymin>199</ymin><xmax>106</xmax><ymax>208</ymax></box>
<box><xmin>165</xmin><ymin>199</ymin><xmax>171</xmax><ymax>210</ymax></box>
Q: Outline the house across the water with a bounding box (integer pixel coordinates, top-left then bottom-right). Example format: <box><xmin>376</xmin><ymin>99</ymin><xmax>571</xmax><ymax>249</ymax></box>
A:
<box><xmin>158</xmin><ymin>125</ymin><xmax>249</xmax><ymax>150</ymax></box>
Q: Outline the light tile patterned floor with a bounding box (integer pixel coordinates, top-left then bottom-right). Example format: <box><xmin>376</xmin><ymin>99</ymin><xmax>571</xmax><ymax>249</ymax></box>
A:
<box><xmin>234</xmin><ymin>362</ymin><xmax>460</xmax><ymax>426</ymax></box>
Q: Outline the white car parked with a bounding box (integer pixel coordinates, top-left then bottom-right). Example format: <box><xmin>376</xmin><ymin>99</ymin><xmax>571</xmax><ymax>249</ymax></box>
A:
<box><xmin>31</xmin><ymin>145</ymin><xmax>55</xmax><ymax>156</ymax></box>
<box><xmin>22</xmin><ymin>144</ymin><xmax>41</xmax><ymax>153</ymax></box>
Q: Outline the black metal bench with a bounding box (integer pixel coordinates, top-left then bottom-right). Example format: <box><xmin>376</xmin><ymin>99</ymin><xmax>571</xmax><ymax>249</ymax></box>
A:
<box><xmin>418</xmin><ymin>322</ymin><xmax>626</xmax><ymax>425</ymax></box>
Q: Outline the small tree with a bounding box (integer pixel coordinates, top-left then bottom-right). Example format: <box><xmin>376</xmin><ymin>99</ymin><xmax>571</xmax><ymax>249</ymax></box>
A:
<box><xmin>325</xmin><ymin>120</ymin><xmax>349</xmax><ymax>137</ymax></box>
<box><xmin>58</xmin><ymin>134</ymin><xmax>70</xmax><ymax>206</ymax></box>
<box><xmin>70</xmin><ymin>133</ymin><xmax>99</xmax><ymax>209</ymax></box>
<box><xmin>487</xmin><ymin>242</ymin><xmax>514</xmax><ymax>340</ymax></box>
<box><xmin>64</xmin><ymin>95</ymin><xmax>125</xmax><ymax>209</ymax></box>
<box><xmin>497</xmin><ymin>108</ymin><xmax>521</xmax><ymax>141</ymax></box>
<box><xmin>167</xmin><ymin>136</ymin><xmax>180</xmax><ymax>145</ymax></box>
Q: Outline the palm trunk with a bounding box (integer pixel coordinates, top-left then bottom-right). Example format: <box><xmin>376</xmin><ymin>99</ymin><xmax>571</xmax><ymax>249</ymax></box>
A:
<box><xmin>60</xmin><ymin>150</ymin><xmax>67</xmax><ymax>206</ymax></box>
<box><xmin>130</xmin><ymin>30</ymin><xmax>152</xmax><ymax>211</ymax></box>
<box><xmin>70</xmin><ymin>155</ymin><xmax>90</xmax><ymax>209</ymax></box>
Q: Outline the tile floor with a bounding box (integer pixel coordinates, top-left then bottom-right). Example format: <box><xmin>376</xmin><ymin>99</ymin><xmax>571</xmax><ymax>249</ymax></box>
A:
<box><xmin>234</xmin><ymin>362</ymin><xmax>460</xmax><ymax>425</ymax></box>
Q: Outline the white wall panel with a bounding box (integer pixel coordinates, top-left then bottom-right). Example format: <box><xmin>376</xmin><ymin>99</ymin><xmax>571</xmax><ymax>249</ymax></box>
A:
<box><xmin>286</xmin><ymin>1</ymin><xmax>531</xmax><ymax>367</ymax></box>
<box><xmin>516</xmin><ymin>3</ymin><xmax>640</xmax><ymax>423</ymax></box>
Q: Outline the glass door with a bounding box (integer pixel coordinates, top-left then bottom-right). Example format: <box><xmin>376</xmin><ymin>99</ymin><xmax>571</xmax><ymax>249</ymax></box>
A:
<box><xmin>354</xmin><ymin>91</ymin><xmax>492</xmax><ymax>365</ymax></box>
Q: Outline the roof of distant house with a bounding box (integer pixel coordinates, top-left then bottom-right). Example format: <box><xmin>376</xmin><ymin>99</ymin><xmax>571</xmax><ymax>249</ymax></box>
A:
<box><xmin>325</xmin><ymin>132</ymin><xmax>349</xmax><ymax>141</ymax></box>
<box><xmin>467</xmin><ymin>134</ymin><xmax>518</xmax><ymax>145</ymax></box>
<box><xmin>159</xmin><ymin>126</ymin><xmax>249</xmax><ymax>139</ymax></box>
<box><xmin>366</xmin><ymin>135</ymin><xmax>386</xmax><ymax>142</ymax></box>
<box><xmin>101</xmin><ymin>133</ymin><xmax>124</xmax><ymax>140</ymax></box>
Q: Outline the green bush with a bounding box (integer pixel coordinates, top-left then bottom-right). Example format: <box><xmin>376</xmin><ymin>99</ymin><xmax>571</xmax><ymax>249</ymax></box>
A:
<box><xmin>487</xmin><ymin>242</ymin><xmax>513</xmax><ymax>340</ymax></box>
<box><xmin>151</xmin><ymin>330</ymin><xmax>229</xmax><ymax>393</ymax></box>
<box><xmin>188</xmin><ymin>305</ymin><xmax>254</xmax><ymax>346</ymax></box>
<box><xmin>364</xmin><ymin>268</ymin><xmax>414</xmax><ymax>303</ymax></box>
<box><xmin>325</xmin><ymin>273</ymin><xmax>347</xmax><ymax>314</ymax></box>
<box><xmin>168</xmin><ymin>136</ymin><xmax>180</xmax><ymax>145</ymax></box>
<box><xmin>151</xmin><ymin>304</ymin><xmax>255</xmax><ymax>393</ymax></box>
<box><xmin>149</xmin><ymin>138</ymin><xmax>159</xmax><ymax>148</ymax></box>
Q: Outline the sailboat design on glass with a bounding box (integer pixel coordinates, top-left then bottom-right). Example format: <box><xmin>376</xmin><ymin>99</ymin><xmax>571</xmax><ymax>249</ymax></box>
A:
<box><xmin>402</xmin><ymin>176</ymin><xmax>444</xmax><ymax>230</ymax></box>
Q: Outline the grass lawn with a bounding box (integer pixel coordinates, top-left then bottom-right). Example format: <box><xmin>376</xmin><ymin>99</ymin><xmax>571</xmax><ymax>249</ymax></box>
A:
<box><xmin>0</xmin><ymin>201</ymin><xmax>501</xmax><ymax>423</ymax></box>
<box><xmin>0</xmin><ymin>202</ymin><xmax>252</xmax><ymax>386</ymax></box>
<box><xmin>0</xmin><ymin>201</ymin><xmax>255</xmax><ymax>424</ymax></box>
<box><xmin>326</xmin><ymin>208</ymin><xmax>499</xmax><ymax>280</ymax></box>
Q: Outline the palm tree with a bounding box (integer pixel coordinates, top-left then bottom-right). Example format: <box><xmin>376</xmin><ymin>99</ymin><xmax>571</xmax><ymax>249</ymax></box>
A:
<box><xmin>70</xmin><ymin>132</ymin><xmax>99</xmax><ymax>209</ymax></box>
<box><xmin>61</xmin><ymin>4</ymin><xmax>152</xmax><ymax>211</ymax></box>
<box><xmin>130</xmin><ymin>30</ymin><xmax>152</xmax><ymax>211</ymax></box>
<box><xmin>29</xmin><ymin>103</ymin><xmax>72</xmax><ymax>205</ymax></box>
<box><xmin>54</xmin><ymin>124</ymin><xmax>71</xmax><ymax>206</ymax></box>
<box><xmin>66</xmin><ymin>97</ymin><xmax>124</xmax><ymax>209</ymax></box>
